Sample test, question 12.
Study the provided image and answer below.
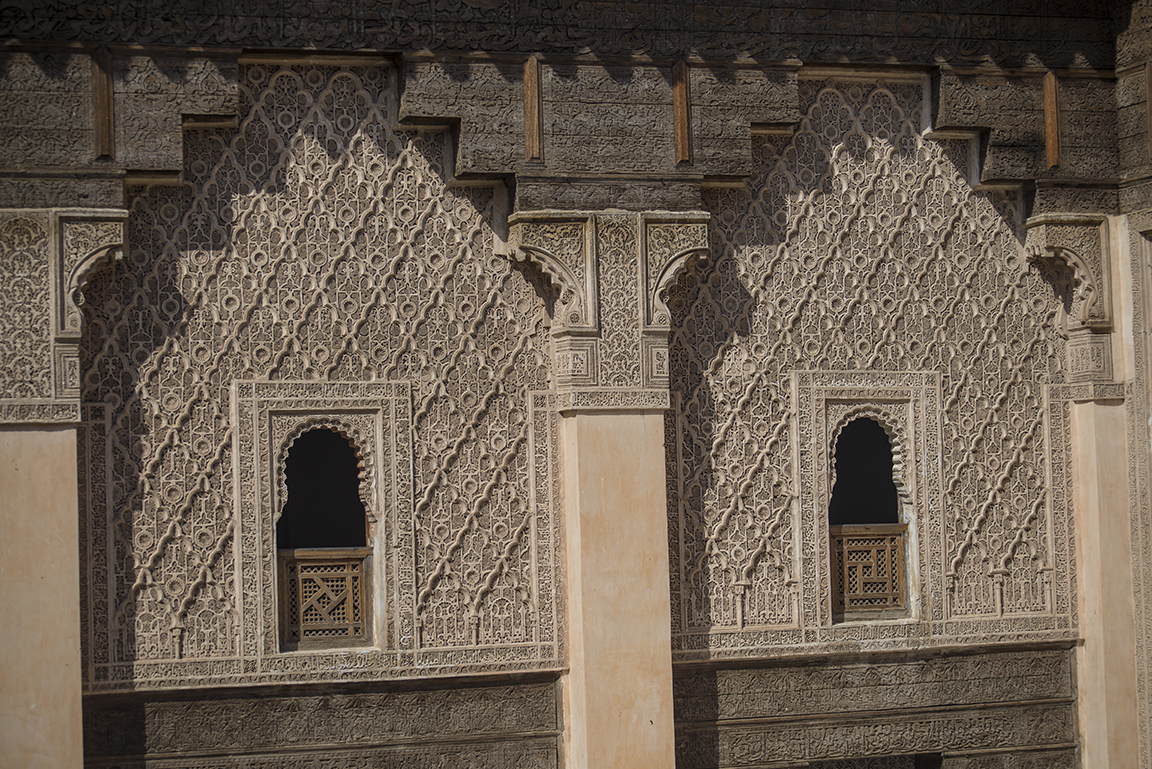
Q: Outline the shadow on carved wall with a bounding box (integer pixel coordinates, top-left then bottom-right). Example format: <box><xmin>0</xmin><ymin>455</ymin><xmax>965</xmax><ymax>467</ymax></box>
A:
<box><xmin>79</xmin><ymin>217</ymin><xmax>191</xmax><ymax>664</ymax></box>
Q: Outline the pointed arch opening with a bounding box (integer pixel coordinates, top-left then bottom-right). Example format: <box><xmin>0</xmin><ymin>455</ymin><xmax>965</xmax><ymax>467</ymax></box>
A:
<box><xmin>277</xmin><ymin>427</ymin><xmax>372</xmax><ymax>651</ymax></box>
<box><xmin>829</xmin><ymin>416</ymin><xmax>908</xmax><ymax>621</ymax></box>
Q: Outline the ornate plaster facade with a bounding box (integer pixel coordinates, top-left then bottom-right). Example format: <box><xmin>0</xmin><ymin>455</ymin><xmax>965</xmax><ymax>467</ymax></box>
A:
<box><xmin>1</xmin><ymin>2</ymin><xmax>1151</xmax><ymax>768</ymax></box>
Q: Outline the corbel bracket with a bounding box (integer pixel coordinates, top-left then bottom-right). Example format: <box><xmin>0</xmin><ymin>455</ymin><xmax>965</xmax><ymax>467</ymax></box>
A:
<box><xmin>53</xmin><ymin>209</ymin><xmax>128</xmax><ymax>341</ymax></box>
<box><xmin>1024</xmin><ymin>213</ymin><xmax>1111</xmax><ymax>332</ymax></box>
<box><xmin>507</xmin><ymin>212</ymin><xmax>598</xmax><ymax>335</ymax></box>
<box><xmin>641</xmin><ymin>212</ymin><xmax>711</xmax><ymax>331</ymax></box>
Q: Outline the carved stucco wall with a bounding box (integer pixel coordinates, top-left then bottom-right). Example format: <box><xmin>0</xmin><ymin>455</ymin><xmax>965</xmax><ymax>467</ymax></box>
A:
<box><xmin>673</xmin><ymin>647</ymin><xmax>1076</xmax><ymax>768</ymax></box>
<box><xmin>1128</xmin><ymin>208</ymin><xmax>1152</xmax><ymax>769</ymax></box>
<box><xmin>0</xmin><ymin>213</ymin><xmax>51</xmax><ymax>403</ymax></box>
<box><xmin>667</xmin><ymin>79</ymin><xmax>1073</xmax><ymax>657</ymax></box>
<box><xmin>77</xmin><ymin>63</ymin><xmax>560</xmax><ymax>690</ymax></box>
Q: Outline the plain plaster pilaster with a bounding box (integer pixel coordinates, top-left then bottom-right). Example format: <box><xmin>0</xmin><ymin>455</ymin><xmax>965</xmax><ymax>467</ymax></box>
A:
<box><xmin>0</xmin><ymin>427</ymin><xmax>83</xmax><ymax>768</ymax></box>
<box><xmin>1070</xmin><ymin>399</ymin><xmax>1140</xmax><ymax>769</ymax></box>
<box><xmin>561</xmin><ymin>410</ymin><xmax>675</xmax><ymax>769</ymax></box>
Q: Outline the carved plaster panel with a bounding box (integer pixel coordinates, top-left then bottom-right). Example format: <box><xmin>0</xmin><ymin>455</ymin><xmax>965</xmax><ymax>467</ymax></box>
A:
<box><xmin>508</xmin><ymin>209</ymin><xmax>709</xmax><ymax>408</ymax></box>
<box><xmin>669</xmin><ymin>79</ymin><xmax>1072</xmax><ymax>660</ymax></box>
<box><xmin>677</xmin><ymin>704</ymin><xmax>1074</xmax><ymax>768</ymax></box>
<box><xmin>77</xmin><ymin>64</ymin><xmax>560</xmax><ymax>691</ymax></box>
<box><xmin>0</xmin><ymin>212</ymin><xmax>52</xmax><ymax>407</ymax></box>
<box><xmin>674</xmin><ymin>648</ymin><xmax>1076</xmax><ymax>767</ymax></box>
<box><xmin>84</xmin><ymin>680</ymin><xmax>559</xmax><ymax>768</ymax></box>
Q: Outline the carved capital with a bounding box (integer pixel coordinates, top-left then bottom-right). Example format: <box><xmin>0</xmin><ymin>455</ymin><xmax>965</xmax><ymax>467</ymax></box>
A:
<box><xmin>1024</xmin><ymin>213</ymin><xmax>1111</xmax><ymax>333</ymax></box>
<box><xmin>0</xmin><ymin>209</ymin><xmax>126</xmax><ymax>425</ymax></box>
<box><xmin>642</xmin><ymin>212</ymin><xmax>710</xmax><ymax>331</ymax></box>
<box><xmin>53</xmin><ymin>209</ymin><xmax>128</xmax><ymax>341</ymax></box>
<box><xmin>507</xmin><ymin>212</ymin><xmax>597</xmax><ymax>335</ymax></box>
<box><xmin>505</xmin><ymin>209</ymin><xmax>710</xmax><ymax>411</ymax></box>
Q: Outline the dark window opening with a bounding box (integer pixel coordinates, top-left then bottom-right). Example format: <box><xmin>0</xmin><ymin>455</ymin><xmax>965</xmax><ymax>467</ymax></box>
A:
<box><xmin>828</xmin><ymin>417</ymin><xmax>899</xmax><ymax>526</ymax></box>
<box><xmin>276</xmin><ymin>428</ymin><xmax>367</xmax><ymax>549</ymax></box>
<box><xmin>276</xmin><ymin>428</ymin><xmax>371</xmax><ymax>650</ymax></box>
<box><xmin>828</xmin><ymin>417</ymin><xmax>907</xmax><ymax>618</ymax></box>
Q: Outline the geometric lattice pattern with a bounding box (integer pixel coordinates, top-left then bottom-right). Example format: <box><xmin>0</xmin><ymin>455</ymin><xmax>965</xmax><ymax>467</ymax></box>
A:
<box><xmin>670</xmin><ymin>78</ymin><xmax>1071</xmax><ymax>653</ymax></box>
<box><xmin>78</xmin><ymin>63</ymin><xmax>557</xmax><ymax>684</ymax></box>
<box><xmin>280</xmin><ymin>549</ymin><xmax>371</xmax><ymax>648</ymax></box>
<box><xmin>831</xmin><ymin>525</ymin><xmax>905</xmax><ymax>613</ymax></box>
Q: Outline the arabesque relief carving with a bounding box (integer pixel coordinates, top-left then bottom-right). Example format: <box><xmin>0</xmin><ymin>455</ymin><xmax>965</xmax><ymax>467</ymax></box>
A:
<box><xmin>77</xmin><ymin>63</ymin><xmax>560</xmax><ymax>690</ymax></box>
<box><xmin>668</xmin><ymin>79</ymin><xmax>1073</xmax><ymax>658</ymax></box>
<box><xmin>508</xmin><ymin>209</ymin><xmax>709</xmax><ymax>407</ymax></box>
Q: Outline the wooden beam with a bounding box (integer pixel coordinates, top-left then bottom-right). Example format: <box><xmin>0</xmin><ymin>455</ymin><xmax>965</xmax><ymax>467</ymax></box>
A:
<box><xmin>523</xmin><ymin>56</ymin><xmax>543</xmax><ymax>163</ymax></box>
<box><xmin>1044</xmin><ymin>70</ymin><xmax>1060</xmax><ymax>169</ymax></box>
<box><xmin>1146</xmin><ymin>60</ymin><xmax>1152</xmax><ymax>163</ymax></box>
<box><xmin>92</xmin><ymin>47</ymin><xmax>114</xmax><ymax>160</ymax></box>
<box><xmin>673</xmin><ymin>60</ymin><xmax>693</xmax><ymax>166</ymax></box>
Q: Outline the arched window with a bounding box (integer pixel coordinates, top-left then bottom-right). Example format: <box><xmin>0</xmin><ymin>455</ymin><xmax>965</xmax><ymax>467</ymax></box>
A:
<box><xmin>829</xmin><ymin>417</ymin><xmax>907</xmax><ymax>619</ymax></box>
<box><xmin>277</xmin><ymin>428</ymin><xmax>372</xmax><ymax>650</ymax></box>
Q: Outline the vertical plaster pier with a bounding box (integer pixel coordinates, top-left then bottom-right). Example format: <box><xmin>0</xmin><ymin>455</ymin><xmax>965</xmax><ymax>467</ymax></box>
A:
<box><xmin>1070</xmin><ymin>397</ymin><xmax>1140</xmax><ymax>769</ymax></box>
<box><xmin>561</xmin><ymin>411</ymin><xmax>674</xmax><ymax>768</ymax></box>
<box><xmin>507</xmin><ymin>209</ymin><xmax>710</xmax><ymax>768</ymax></box>
<box><xmin>0</xmin><ymin>427</ymin><xmax>84</xmax><ymax>768</ymax></box>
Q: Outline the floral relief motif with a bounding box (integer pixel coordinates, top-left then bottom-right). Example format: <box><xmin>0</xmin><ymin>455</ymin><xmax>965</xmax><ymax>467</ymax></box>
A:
<box><xmin>668</xmin><ymin>80</ymin><xmax>1070</xmax><ymax>655</ymax></box>
<box><xmin>78</xmin><ymin>64</ymin><xmax>556</xmax><ymax>686</ymax></box>
<box><xmin>0</xmin><ymin>215</ymin><xmax>52</xmax><ymax>401</ymax></box>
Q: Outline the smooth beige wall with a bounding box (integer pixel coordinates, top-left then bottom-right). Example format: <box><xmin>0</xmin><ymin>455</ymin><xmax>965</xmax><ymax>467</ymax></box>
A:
<box><xmin>561</xmin><ymin>410</ymin><xmax>675</xmax><ymax>769</ymax></box>
<box><xmin>0</xmin><ymin>427</ymin><xmax>83</xmax><ymax>768</ymax></box>
<box><xmin>1071</xmin><ymin>400</ymin><xmax>1140</xmax><ymax>769</ymax></box>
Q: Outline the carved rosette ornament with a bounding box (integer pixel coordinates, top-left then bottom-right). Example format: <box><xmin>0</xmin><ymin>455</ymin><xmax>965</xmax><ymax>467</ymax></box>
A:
<box><xmin>508</xmin><ymin>210</ymin><xmax>710</xmax><ymax>410</ymax></box>
<box><xmin>1024</xmin><ymin>213</ymin><xmax>1115</xmax><ymax>384</ymax></box>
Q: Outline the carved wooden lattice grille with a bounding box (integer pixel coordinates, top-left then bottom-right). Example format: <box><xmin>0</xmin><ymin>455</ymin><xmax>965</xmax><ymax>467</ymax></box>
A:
<box><xmin>279</xmin><ymin>548</ymin><xmax>371</xmax><ymax>648</ymax></box>
<box><xmin>831</xmin><ymin>525</ymin><xmax>906</xmax><ymax>612</ymax></box>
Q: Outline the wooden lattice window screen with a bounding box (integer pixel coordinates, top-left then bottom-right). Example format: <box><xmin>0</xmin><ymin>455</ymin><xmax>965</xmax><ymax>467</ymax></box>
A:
<box><xmin>830</xmin><ymin>524</ymin><xmax>906</xmax><ymax>613</ymax></box>
<box><xmin>279</xmin><ymin>548</ymin><xmax>372</xmax><ymax>649</ymax></box>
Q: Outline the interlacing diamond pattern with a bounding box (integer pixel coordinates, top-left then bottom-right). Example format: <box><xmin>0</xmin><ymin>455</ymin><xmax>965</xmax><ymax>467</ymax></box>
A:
<box><xmin>80</xmin><ymin>64</ymin><xmax>553</xmax><ymax>664</ymax></box>
<box><xmin>669</xmin><ymin>81</ymin><xmax>1067</xmax><ymax>642</ymax></box>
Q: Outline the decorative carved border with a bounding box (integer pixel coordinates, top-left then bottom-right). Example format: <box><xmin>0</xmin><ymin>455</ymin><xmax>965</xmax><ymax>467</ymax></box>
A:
<box><xmin>1128</xmin><ymin>208</ymin><xmax>1152</xmax><ymax>768</ymax></box>
<box><xmin>82</xmin><ymin>382</ymin><xmax>562</xmax><ymax>692</ymax></box>
<box><xmin>236</xmin><ymin>380</ymin><xmax>411</xmax><ymax>660</ymax></box>
<box><xmin>555</xmin><ymin>388</ymin><xmax>670</xmax><ymax>412</ymax></box>
<box><xmin>795</xmin><ymin>371</ymin><xmax>940</xmax><ymax>631</ymax></box>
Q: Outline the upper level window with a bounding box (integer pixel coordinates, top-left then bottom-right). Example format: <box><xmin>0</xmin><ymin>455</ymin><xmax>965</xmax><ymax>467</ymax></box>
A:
<box><xmin>277</xmin><ymin>428</ymin><xmax>372</xmax><ymax>650</ymax></box>
<box><xmin>829</xmin><ymin>417</ymin><xmax>907</xmax><ymax>620</ymax></box>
